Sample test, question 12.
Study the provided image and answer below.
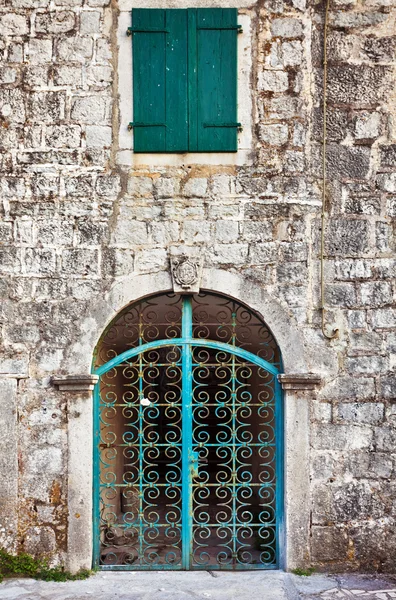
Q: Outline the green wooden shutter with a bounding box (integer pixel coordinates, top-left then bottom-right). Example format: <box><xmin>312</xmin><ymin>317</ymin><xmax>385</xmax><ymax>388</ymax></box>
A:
<box><xmin>131</xmin><ymin>9</ymin><xmax>188</xmax><ymax>153</ymax></box>
<box><xmin>193</xmin><ymin>8</ymin><xmax>239</xmax><ymax>153</ymax></box>
<box><xmin>131</xmin><ymin>8</ymin><xmax>238</xmax><ymax>153</ymax></box>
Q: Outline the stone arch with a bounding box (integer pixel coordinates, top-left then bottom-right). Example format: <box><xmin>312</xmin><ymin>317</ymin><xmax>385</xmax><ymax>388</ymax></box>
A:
<box><xmin>63</xmin><ymin>268</ymin><xmax>308</xmax><ymax>376</ymax></box>
<box><xmin>61</xmin><ymin>268</ymin><xmax>316</xmax><ymax>573</ymax></box>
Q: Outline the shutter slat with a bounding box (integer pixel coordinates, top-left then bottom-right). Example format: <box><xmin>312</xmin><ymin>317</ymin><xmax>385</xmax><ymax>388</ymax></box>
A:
<box><xmin>195</xmin><ymin>8</ymin><xmax>238</xmax><ymax>153</ymax></box>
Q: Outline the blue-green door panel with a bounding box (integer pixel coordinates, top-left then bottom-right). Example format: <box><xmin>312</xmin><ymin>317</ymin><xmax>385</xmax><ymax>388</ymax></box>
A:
<box><xmin>93</xmin><ymin>296</ymin><xmax>284</xmax><ymax>570</ymax></box>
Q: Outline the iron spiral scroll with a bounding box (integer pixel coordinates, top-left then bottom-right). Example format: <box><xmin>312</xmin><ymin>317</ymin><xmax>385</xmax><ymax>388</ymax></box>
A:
<box><xmin>93</xmin><ymin>292</ymin><xmax>283</xmax><ymax>570</ymax></box>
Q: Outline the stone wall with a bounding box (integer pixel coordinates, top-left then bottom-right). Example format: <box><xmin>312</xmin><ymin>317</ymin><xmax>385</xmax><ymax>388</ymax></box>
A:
<box><xmin>0</xmin><ymin>0</ymin><xmax>395</xmax><ymax>572</ymax></box>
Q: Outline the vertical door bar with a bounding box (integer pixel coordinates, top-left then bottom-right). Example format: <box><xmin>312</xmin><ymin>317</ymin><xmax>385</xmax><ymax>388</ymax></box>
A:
<box><xmin>274</xmin><ymin>375</ymin><xmax>284</xmax><ymax>568</ymax></box>
<box><xmin>181</xmin><ymin>296</ymin><xmax>193</xmax><ymax>569</ymax></box>
<box><xmin>93</xmin><ymin>381</ymin><xmax>100</xmax><ymax>567</ymax></box>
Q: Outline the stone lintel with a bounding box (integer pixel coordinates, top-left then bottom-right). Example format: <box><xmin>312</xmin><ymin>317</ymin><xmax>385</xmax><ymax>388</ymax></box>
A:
<box><xmin>278</xmin><ymin>373</ymin><xmax>322</xmax><ymax>391</ymax></box>
<box><xmin>52</xmin><ymin>374</ymin><xmax>98</xmax><ymax>392</ymax></box>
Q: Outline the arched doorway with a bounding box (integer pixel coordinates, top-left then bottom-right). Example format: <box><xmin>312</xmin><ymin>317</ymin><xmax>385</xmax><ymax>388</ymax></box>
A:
<box><xmin>92</xmin><ymin>291</ymin><xmax>283</xmax><ymax>570</ymax></box>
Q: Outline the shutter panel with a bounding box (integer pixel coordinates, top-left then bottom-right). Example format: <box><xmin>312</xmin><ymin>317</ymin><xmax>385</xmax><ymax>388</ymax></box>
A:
<box><xmin>194</xmin><ymin>9</ymin><xmax>238</xmax><ymax>153</ymax></box>
<box><xmin>132</xmin><ymin>9</ymin><xmax>188</xmax><ymax>153</ymax></box>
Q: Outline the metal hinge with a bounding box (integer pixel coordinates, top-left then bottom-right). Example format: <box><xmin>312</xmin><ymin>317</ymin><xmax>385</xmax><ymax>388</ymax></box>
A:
<box><xmin>128</xmin><ymin>122</ymin><xmax>167</xmax><ymax>131</ymax></box>
<box><xmin>127</xmin><ymin>27</ymin><xmax>169</xmax><ymax>36</ymax></box>
<box><xmin>203</xmin><ymin>122</ymin><xmax>243</xmax><ymax>132</ymax></box>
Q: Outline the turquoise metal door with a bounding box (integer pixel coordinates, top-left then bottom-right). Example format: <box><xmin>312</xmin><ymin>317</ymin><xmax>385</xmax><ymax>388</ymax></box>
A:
<box><xmin>93</xmin><ymin>294</ymin><xmax>283</xmax><ymax>570</ymax></box>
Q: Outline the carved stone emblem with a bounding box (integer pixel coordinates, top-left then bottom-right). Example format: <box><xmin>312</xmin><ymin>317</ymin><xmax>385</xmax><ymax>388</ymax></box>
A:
<box><xmin>172</xmin><ymin>255</ymin><xmax>199</xmax><ymax>289</ymax></box>
<box><xmin>170</xmin><ymin>249</ymin><xmax>204</xmax><ymax>293</ymax></box>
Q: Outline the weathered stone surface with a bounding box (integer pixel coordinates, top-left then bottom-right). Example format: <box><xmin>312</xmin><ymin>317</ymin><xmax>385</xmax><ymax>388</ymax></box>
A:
<box><xmin>0</xmin><ymin>0</ymin><xmax>395</xmax><ymax>575</ymax></box>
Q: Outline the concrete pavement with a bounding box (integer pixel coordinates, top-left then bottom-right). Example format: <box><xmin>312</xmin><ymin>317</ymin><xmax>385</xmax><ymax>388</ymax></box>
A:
<box><xmin>0</xmin><ymin>570</ymin><xmax>395</xmax><ymax>600</ymax></box>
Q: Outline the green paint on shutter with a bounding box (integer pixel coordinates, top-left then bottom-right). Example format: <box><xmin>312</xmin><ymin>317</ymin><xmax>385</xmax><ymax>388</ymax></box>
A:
<box><xmin>195</xmin><ymin>9</ymin><xmax>238</xmax><ymax>153</ymax></box>
<box><xmin>131</xmin><ymin>8</ymin><xmax>238</xmax><ymax>153</ymax></box>
<box><xmin>132</xmin><ymin>9</ymin><xmax>188</xmax><ymax>153</ymax></box>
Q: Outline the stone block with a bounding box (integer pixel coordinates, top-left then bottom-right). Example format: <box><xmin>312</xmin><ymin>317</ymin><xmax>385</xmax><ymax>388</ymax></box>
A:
<box><xmin>344</xmin><ymin>196</ymin><xmax>381</xmax><ymax>216</ymax></box>
<box><xmin>277</xmin><ymin>261</ymin><xmax>306</xmax><ymax>283</ymax></box>
<box><xmin>86</xmin><ymin>65</ymin><xmax>113</xmax><ymax>87</ymax></box>
<box><xmin>259</xmin><ymin>123</ymin><xmax>288</xmax><ymax>146</ymax></box>
<box><xmin>102</xmin><ymin>248</ymin><xmax>134</xmax><ymax>278</ymax></box>
<box><xmin>324</xmin><ymin>145</ymin><xmax>371</xmax><ymax>179</ymax></box>
<box><xmin>0</xmin><ymin>247</ymin><xmax>21</xmax><ymax>274</ymax></box>
<box><xmin>28</xmin><ymin>92</ymin><xmax>65</xmax><ymax>123</ymax></box>
<box><xmin>0</xmin><ymin>223</ymin><xmax>12</xmax><ymax>244</ymax></box>
<box><xmin>134</xmin><ymin>248</ymin><xmax>167</xmax><ymax>272</ymax></box>
<box><xmin>96</xmin><ymin>175</ymin><xmax>120</xmax><ymax>199</ymax></box>
<box><xmin>36</xmin><ymin>10</ymin><xmax>75</xmax><ymax>33</ymax></box>
<box><xmin>372</xmin><ymin>308</ymin><xmax>396</xmax><ymax>329</ymax></box>
<box><xmin>61</xmin><ymin>249</ymin><xmax>99</xmax><ymax>275</ymax></box>
<box><xmin>312</xmin><ymin>423</ymin><xmax>373</xmax><ymax>451</ymax></box>
<box><xmin>346</xmin><ymin>355</ymin><xmax>388</xmax><ymax>375</ymax></box>
<box><xmin>250</xmin><ymin>242</ymin><xmax>278</xmax><ymax>264</ymax></box>
<box><xmin>324</xmin><ymin>219</ymin><xmax>369</xmax><ymax>257</ymax></box>
<box><xmin>241</xmin><ymin>221</ymin><xmax>273</xmax><ymax>242</ymax></box>
<box><xmin>271</xmin><ymin>18</ymin><xmax>303</xmax><ymax>38</ymax></box>
<box><xmin>313</xmin><ymin>106</ymin><xmax>349</xmax><ymax>143</ymax></box>
<box><xmin>0</xmin><ymin>67</ymin><xmax>17</xmax><ymax>85</ymax></box>
<box><xmin>363</xmin><ymin>37</ymin><xmax>396</xmax><ymax>62</ymax></box>
<box><xmin>53</xmin><ymin>66</ymin><xmax>83</xmax><ymax>86</ymax></box>
<box><xmin>331</xmin><ymin>11</ymin><xmax>388</xmax><ymax>29</ymax></box>
<box><xmin>0</xmin><ymin>356</ymin><xmax>28</xmax><ymax>375</ymax></box>
<box><xmin>336</xmin><ymin>402</ymin><xmax>384</xmax><ymax>425</ymax></box>
<box><xmin>0</xmin><ymin>13</ymin><xmax>29</xmax><ymax>36</ymax></box>
<box><xmin>335</xmin><ymin>259</ymin><xmax>372</xmax><ymax>280</ymax></box>
<box><xmin>57</xmin><ymin>37</ymin><xmax>93</xmax><ymax>63</ymax></box>
<box><xmin>32</xmin><ymin>175</ymin><xmax>60</xmax><ymax>197</ymax></box>
<box><xmin>375</xmin><ymin>222</ymin><xmax>394</xmax><ymax>254</ymax></box>
<box><xmin>327</xmin><ymin>65</ymin><xmax>392</xmax><ymax>105</ymax></box>
<box><xmin>311</xmin><ymin>527</ymin><xmax>349</xmax><ymax>563</ymax></box>
<box><xmin>36</xmin><ymin>220</ymin><xmax>73</xmax><ymax>246</ymax></box>
<box><xmin>24</xmin><ymin>248</ymin><xmax>56</xmax><ymax>275</ymax></box>
<box><xmin>322</xmin><ymin>376</ymin><xmax>375</xmax><ymax>400</ymax></box>
<box><xmin>267</xmin><ymin>96</ymin><xmax>301</xmax><ymax>119</ymax></box>
<box><xmin>380</xmin><ymin>377</ymin><xmax>396</xmax><ymax>400</ymax></box>
<box><xmin>207</xmin><ymin>244</ymin><xmax>249</xmax><ymax>266</ymax></box>
<box><xmin>258</xmin><ymin>70</ymin><xmax>288</xmax><ymax>92</ymax></box>
<box><xmin>85</xmin><ymin>125</ymin><xmax>112</xmax><ymax>148</ymax></box>
<box><xmin>76</xmin><ymin>220</ymin><xmax>106</xmax><ymax>246</ymax></box>
<box><xmin>71</xmin><ymin>96</ymin><xmax>107</xmax><ymax>123</ymax></box>
<box><xmin>182</xmin><ymin>178</ymin><xmax>207</xmax><ymax>197</ymax></box>
<box><xmin>325</xmin><ymin>282</ymin><xmax>357</xmax><ymax>308</ymax></box>
<box><xmin>211</xmin><ymin>175</ymin><xmax>232</xmax><ymax>195</ymax></box>
<box><xmin>151</xmin><ymin>221</ymin><xmax>179</xmax><ymax>245</ymax></box>
<box><xmin>360</xmin><ymin>281</ymin><xmax>393</xmax><ymax>307</ymax></box>
<box><xmin>0</xmin><ymin>89</ymin><xmax>25</xmax><ymax>124</ymax></box>
<box><xmin>353</xmin><ymin>111</ymin><xmax>381</xmax><ymax>140</ymax></box>
<box><xmin>27</xmin><ymin>38</ymin><xmax>52</xmax><ymax>64</ymax></box>
<box><xmin>1</xmin><ymin>177</ymin><xmax>25</xmax><ymax>198</ymax></box>
<box><xmin>154</xmin><ymin>177</ymin><xmax>180</xmax><ymax>198</ymax></box>
<box><xmin>214</xmin><ymin>221</ymin><xmax>239</xmax><ymax>243</ymax></box>
<box><xmin>376</xmin><ymin>173</ymin><xmax>396</xmax><ymax>193</ymax></box>
<box><xmin>110</xmin><ymin>219</ymin><xmax>148</xmax><ymax>247</ymax></box>
<box><xmin>65</xmin><ymin>175</ymin><xmax>94</xmax><ymax>197</ymax></box>
<box><xmin>375</xmin><ymin>426</ymin><xmax>396</xmax><ymax>451</ymax></box>
<box><xmin>182</xmin><ymin>220</ymin><xmax>211</xmax><ymax>244</ymax></box>
<box><xmin>45</xmin><ymin>125</ymin><xmax>81</xmax><ymax>149</ymax></box>
<box><xmin>96</xmin><ymin>39</ymin><xmax>112</xmax><ymax>63</ymax></box>
<box><xmin>348</xmin><ymin>331</ymin><xmax>383</xmax><ymax>355</ymax></box>
<box><xmin>127</xmin><ymin>177</ymin><xmax>153</xmax><ymax>196</ymax></box>
<box><xmin>23</xmin><ymin>66</ymin><xmax>49</xmax><ymax>87</ymax></box>
<box><xmin>80</xmin><ymin>11</ymin><xmax>101</xmax><ymax>34</ymax></box>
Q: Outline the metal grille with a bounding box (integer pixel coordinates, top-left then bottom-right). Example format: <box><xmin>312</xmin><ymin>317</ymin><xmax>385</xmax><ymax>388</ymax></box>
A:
<box><xmin>93</xmin><ymin>293</ymin><xmax>283</xmax><ymax>570</ymax></box>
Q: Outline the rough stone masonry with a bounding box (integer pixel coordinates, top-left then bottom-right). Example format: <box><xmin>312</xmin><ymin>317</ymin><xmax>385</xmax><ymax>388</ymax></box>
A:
<box><xmin>0</xmin><ymin>0</ymin><xmax>395</xmax><ymax>574</ymax></box>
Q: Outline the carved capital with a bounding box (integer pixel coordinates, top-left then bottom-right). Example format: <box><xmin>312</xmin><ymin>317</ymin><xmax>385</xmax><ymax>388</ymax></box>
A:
<box><xmin>52</xmin><ymin>374</ymin><xmax>98</xmax><ymax>392</ymax></box>
<box><xmin>278</xmin><ymin>373</ymin><xmax>322</xmax><ymax>391</ymax></box>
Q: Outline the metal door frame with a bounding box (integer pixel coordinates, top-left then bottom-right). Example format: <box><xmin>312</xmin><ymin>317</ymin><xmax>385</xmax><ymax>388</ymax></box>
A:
<box><xmin>92</xmin><ymin>295</ymin><xmax>284</xmax><ymax>570</ymax></box>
